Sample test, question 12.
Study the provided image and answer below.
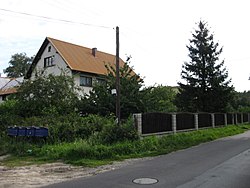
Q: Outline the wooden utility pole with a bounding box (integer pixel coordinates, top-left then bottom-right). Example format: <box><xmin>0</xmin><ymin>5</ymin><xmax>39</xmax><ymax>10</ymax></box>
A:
<box><xmin>116</xmin><ymin>26</ymin><xmax>121</xmax><ymax>125</ymax></box>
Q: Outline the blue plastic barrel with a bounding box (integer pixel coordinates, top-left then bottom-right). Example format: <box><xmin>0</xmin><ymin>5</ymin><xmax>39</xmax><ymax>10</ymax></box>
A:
<box><xmin>18</xmin><ymin>127</ymin><xmax>27</xmax><ymax>136</ymax></box>
<box><xmin>7</xmin><ymin>127</ymin><xmax>19</xmax><ymax>136</ymax></box>
<box><xmin>35</xmin><ymin>127</ymin><xmax>48</xmax><ymax>137</ymax></box>
<box><xmin>26</xmin><ymin>127</ymin><xmax>37</xmax><ymax>136</ymax></box>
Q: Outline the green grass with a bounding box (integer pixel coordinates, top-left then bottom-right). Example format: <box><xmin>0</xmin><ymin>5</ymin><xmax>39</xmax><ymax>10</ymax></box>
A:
<box><xmin>1</xmin><ymin>124</ymin><xmax>250</xmax><ymax>167</ymax></box>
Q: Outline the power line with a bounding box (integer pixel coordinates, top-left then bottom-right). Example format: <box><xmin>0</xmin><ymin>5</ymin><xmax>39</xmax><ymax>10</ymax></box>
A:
<box><xmin>0</xmin><ymin>8</ymin><xmax>112</xmax><ymax>29</ymax></box>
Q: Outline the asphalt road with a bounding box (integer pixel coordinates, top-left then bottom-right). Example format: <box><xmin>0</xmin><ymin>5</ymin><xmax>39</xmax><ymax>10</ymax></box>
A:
<box><xmin>43</xmin><ymin>130</ymin><xmax>250</xmax><ymax>188</ymax></box>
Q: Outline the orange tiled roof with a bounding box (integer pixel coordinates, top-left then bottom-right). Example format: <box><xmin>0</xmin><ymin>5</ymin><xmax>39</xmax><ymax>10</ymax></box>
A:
<box><xmin>26</xmin><ymin>37</ymin><xmax>131</xmax><ymax>79</ymax></box>
<box><xmin>49</xmin><ymin>37</ymin><xmax>124</xmax><ymax>75</ymax></box>
<box><xmin>0</xmin><ymin>87</ymin><xmax>18</xmax><ymax>95</ymax></box>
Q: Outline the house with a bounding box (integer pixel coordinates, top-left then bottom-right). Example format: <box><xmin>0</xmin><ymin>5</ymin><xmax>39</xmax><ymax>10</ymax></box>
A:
<box><xmin>0</xmin><ymin>77</ymin><xmax>10</xmax><ymax>89</ymax></box>
<box><xmin>26</xmin><ymin>37</ymin><xmax>126</xmax><ymax>96</ymax></box>
<box><xmin>0</xmin><ymin>77</ymin><xmax>24</xmax><ymax>103</ymax></box>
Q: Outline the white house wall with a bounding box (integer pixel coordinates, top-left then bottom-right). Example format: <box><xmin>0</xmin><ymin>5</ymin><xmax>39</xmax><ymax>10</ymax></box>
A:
<box><xmin>73</xmin><ymin>73</ymin><xmax>93</xmax><ymax>96</ymax></box>
<box><xmin>29</xmin><ymin>41</ymin><xmax>108</xmax><ymax>97</ymax></box>
<box><xmin>31</xmin><ymin>42</ymin><xmax>71</xmax><ymax>79</ymax></box>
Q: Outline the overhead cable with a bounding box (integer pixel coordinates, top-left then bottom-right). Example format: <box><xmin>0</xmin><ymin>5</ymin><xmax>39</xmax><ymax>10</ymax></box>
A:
<box><xmin>0</xmin><ymin>8</ymin><xmax>112</xmax><ymax>29</ymax></box>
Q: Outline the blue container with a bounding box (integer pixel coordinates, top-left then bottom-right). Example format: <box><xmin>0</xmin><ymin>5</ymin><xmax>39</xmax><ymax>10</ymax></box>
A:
<box><xmin>26</xmin><ymin>127</ymin><xmax>37</xmax><ymax>136</ymax></box>
<box><xmin>7</xmin><ymin>127</ymin><xmax>19</xmax><ymax>136</ymax></box>
<box><xmin>35</xmin><ymin>127</ymin><xmax>48</xmax><ymax>137</ymax></box>
<box><xmin>18</xmin><ymin>127</ymin><xmax>27</xmax><ymax>136</ymax></box>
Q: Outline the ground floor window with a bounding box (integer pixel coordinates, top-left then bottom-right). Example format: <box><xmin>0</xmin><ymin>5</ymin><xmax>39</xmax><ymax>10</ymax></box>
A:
<box><xmin>2</xmin><ymin>95</ymin><xmax>7</xmax><ymax>101</ymax></box>
<box><xmin>96</xmin><ymin>78</ymin><xmax>106</xmax><ymax>85</ymax></box>
<box><xmin>80</xmin><ymin>76</ymin><xmax>92</xmax><ymax>87</ymax></box>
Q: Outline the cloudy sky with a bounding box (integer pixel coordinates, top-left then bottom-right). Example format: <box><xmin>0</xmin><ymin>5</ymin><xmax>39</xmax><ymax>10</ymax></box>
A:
<box><xmin>0</xmin><ymin>0</ymin><xmax>249</xmax><ymax>91</ymax></box>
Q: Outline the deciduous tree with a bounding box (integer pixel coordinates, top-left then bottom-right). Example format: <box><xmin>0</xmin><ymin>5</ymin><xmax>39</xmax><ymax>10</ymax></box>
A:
<box><xmin>80</xmin><ymin>60</ymin><xmax>144</xmax><ymax>119</ymax></box>
<box><xmin>16</xmin><ymin>74</ymin><xmax>79</xmax><ymax>117</ymax></box>
<box><xmin>4</xmin><ymin>53</ymin><xmax>33</xmax><ymax>77</ymax></box>
<box><xmin>141</xmin><ymin>85</ymin><xmax>177</xmax><ymax>112</ymax></box>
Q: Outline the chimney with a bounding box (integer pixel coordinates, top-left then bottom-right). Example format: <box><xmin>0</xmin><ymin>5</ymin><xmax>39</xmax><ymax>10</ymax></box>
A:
<box><xmin>92</xmin><ymin>48</ymin><xmax>97</xmax><ymax>57</ymax></box>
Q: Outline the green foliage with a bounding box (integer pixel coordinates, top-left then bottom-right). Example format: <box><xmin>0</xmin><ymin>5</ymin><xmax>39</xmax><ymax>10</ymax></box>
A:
<box><xmin>0</xmin><ymin>113</ymin><xmax>137</xmax><ymax>145</ymax></box>
<box><xmin>15</xmin><ymin>74</ymin><xmax>79</xmax><ymax>117</ymax></box>
<box><xmin>4</xmin><ymin>53</ymin><xmax>33</xmax><ymax>78</ymax></box>
<box><xmin>141</xmin><ymin>85</ymin><xmax>177</xmax><ymax>112</ymax></box>
<box><xmin>235</xmin><ymin>91</ymin><xmax>250</xmax><ymax>112</ymax></box>
<box><xmin>47</xmin><ymin>114</ymin><xmax>112</xmax><ymax>143</ymax></box>
<box><xmin>0</xmin><ymin>100</ymin><xmax>20</xmax><ymax>137</ymax></box>
<box><xmin>79</xmin><ymin>60</ymin><xmax>144</xmax><ymax>119</ymax></box>
<box><xmin>3</xmin><ymin>124</ymin><xmax>249</xmax><ymax>167</ymax></box>
<box><xmin>92</xmin><ymin>117</ymin><xmax>139</xmax><ymax>144</ymax></box>
<box><xmin>176</xmin><ymin>20</ymin><xmax>234</xmax><ymax>112</ymax></box>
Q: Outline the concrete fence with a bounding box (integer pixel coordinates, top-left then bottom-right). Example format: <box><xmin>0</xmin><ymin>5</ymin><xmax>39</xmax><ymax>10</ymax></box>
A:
<box><xmin>133</xmin><ymin>112</ymin><xmax>250</xmax><ymax>136</ymax></box>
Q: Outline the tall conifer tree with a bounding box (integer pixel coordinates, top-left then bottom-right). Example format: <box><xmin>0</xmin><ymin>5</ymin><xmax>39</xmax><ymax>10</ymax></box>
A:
<box><xmin>176</xmin><ymin>20</ymin><xmax>234</xmax><ymax>112</ymax></box>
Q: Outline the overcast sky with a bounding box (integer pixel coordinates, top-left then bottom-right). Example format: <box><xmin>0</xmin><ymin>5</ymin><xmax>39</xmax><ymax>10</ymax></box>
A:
<box><xmin>0</xmin><ymin>0</ymin><xmax>249</xmax><ymax>92</ymax></box>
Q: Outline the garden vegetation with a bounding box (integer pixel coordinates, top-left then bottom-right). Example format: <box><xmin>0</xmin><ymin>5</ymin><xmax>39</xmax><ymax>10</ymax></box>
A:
<box><xmin>1</xmin><ymin>20</ymin><xmax>249</xmax><ymax>167</ymax></box>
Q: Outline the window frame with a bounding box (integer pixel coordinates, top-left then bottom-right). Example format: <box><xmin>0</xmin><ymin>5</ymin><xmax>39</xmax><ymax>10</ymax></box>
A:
<box><xmin>44</xmin><ymin>56</ymin><xmax>55</xmax><ymax>67</ymax></box>
<box><xmin>96</xmin><ymin>78</ymin><xmax>106</xmax><ymax>85</ymax></box>
<box><xmin>80</xmin><ymin>75</ymin><xmax>92</xmax><ymax>87</ymax></box>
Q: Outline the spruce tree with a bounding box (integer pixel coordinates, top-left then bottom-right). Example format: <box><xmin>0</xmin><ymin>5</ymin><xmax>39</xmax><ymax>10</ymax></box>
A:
<box><xmin>176</xmin><ymin>20</ymin><xmax>234</xmax><ymax>112</ymax></box>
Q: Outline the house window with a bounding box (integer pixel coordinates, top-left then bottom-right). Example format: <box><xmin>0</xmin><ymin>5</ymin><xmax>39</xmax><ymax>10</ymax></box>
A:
<box><xmin>44</xmin><ymin>56</ymin><xmax>55</xmax><ymax>67</ymax></box>
<box><xmin>80</xmin><ymin>76</ymin><xmax>92</xmax><ymax>87</ymax></box>
<box><xmin>48</xmin><ymin>46</ymin><xmax>51</xmax><ymax>52</ymax></box>
<box><xmin>96</xmin><ymin>78</ymin><xmax>106</xmax><ymax>85</ymax></box>
<box><xmin>2</xmin><ymin>95</ymin><xmax>7</xmax><ymax>101</ymax></box>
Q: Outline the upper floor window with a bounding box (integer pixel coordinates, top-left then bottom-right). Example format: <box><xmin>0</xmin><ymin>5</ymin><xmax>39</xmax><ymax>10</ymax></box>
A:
<box><xmin>44</xmin><ymin>56</ymin><xmax>55</xmax><ymax>67</ymax></box>
<box><xmin>80</xmin><ymin>76</ymin><xmax>92</xmax><ymax>87</ymax></box>
<box><xmin>48</xmin><ymin>46</ymin><xmax>51</xmax><ymax>52</ymax></box>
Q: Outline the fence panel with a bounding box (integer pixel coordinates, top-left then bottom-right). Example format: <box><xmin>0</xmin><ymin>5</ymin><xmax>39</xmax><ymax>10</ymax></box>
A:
<box><xmin>214</xmin><ymin>113</ymin><xmax>225</xmax><ymax>126</ymax></box>
<box><xmin>176</xmin><ymin>113</ymin><xmax>195</xmax><ymax>130</ymax></box>
<box><xmin>198</xmin><ymin>113</ymin><xmax>212</xmax><ymax>128</ymax></box>
<box><xmin>237</xmin><ymin>113</ymin><xmax>242</xmax><ymax>124</ymax></box>
<box><xmin>142</xmin><ymin>113</ymin><xmax>172</xmax><ymax>134</ymax></box>
<box><xmin>227</xmin><ymin>113</ymin><xmax>234</xmax><ymax>125</ymax></box>
<box><xmin>139</xmin><ymin>112</ymin><xmax>249</xmax><ymax>136</ymax></box>
<box><xmin>243</xmin><ymin>113</ymin><xmax>248</xmax><ymax>123</ymax></box>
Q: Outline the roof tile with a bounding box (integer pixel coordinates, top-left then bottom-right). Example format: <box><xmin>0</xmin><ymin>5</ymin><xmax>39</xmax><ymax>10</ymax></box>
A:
<box><xmin>47</xmin><ymin>37</ymin><xmax>124</xmax><ymax>75</ymax></box>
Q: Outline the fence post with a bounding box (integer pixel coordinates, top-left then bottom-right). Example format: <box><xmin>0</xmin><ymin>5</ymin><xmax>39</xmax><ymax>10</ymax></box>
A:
<box><xmin>133</xmin><ymin>113</ymin><xmax>142</xmax><ymax>136</ymax></box>
<box><xmin>224</xmin><ymin>113</ymin><xmax>227</xmax><ymax>126</ymax></box>
<box><xmin>231</xmin><ymin>113</ymin><xmax>234</xmax><ymax>125</ymax></box>
<box><xmin>211</xmin><ymin>113</ymin><xmax>215</xmax><ymax>128</ymax></box>
<box><xmin>172</xmin><ymin>113</ymin><xmax>176</xmax><ymax>134</ymax></box>
<box><xmin>194</xmin><ymin>113</ymin><xmax>199</xmax><ymax>130</ymax></box>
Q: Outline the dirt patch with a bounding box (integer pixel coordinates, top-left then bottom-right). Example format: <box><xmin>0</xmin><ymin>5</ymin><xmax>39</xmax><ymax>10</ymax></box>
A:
<box><xmin>0</xmin><ymin>157</ymin><xmax>153</xmax><ymax>188</ymax></box>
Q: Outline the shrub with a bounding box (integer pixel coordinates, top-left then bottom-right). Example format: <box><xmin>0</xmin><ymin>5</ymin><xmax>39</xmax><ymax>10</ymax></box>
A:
<box><xmin>96</xmin><ymin>117</ymin><xmax>139</xmax><ymax>144</ymax></box>
<box><xmin>1</xmin><ymin>111</ymin><xmax>139</xmax><ymax>151</ymax></box>
<box><xmin>15</xmin><ymin>74</ymin><xmax>79</xmax><ymax>117</ymax></box>
<box><xmin>0</xmin><ymin>100</ymin><xmax>20</xmax><ymax>137</ymax></box>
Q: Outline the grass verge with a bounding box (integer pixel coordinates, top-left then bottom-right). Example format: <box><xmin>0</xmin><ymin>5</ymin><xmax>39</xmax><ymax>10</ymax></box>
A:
<box><xmin>1</xmin><ymin>124</ymin><xmax>250</xmax><ymax>167</ymax></box>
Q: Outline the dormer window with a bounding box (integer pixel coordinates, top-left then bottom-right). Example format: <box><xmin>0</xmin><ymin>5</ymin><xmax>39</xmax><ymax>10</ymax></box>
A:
<box><xmin>48</xmin><ymin>46</ymin><xmax>51</xmax><ymax>52</ymax></box>
<box><xmin>44</xmin><ymin>56</ymin><xmax>55</xmax><ymax>67</ymax></box>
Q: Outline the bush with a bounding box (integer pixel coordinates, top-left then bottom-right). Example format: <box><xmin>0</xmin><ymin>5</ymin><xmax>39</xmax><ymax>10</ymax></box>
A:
<box><xmin>1</xmin><ymin>113</ymin><xmax>136</xmax><ymax>144</ymax></box>
<box><xmin>95</xmin><ymin>117</ymin><xmax>139</xmax><ymax>144</ymax></box>
<box><xmin>15</xmin><ymin>74</ymin><xmax>79</xmax><ymax>117</ymax></box>
<box><xmin>0</xmin><ymin>100</ymin><xmax>20</xmax><ymax>137</ymax></box>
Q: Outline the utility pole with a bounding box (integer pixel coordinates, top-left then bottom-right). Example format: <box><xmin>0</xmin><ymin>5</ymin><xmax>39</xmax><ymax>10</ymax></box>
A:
<box><xmin>116</xmin><ymin>26</ymin><xmax>121</xmax><ymax>126</ymax></box>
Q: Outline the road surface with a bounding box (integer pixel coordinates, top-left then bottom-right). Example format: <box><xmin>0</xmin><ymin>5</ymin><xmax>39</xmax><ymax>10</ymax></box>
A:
<box><xmin>43</xmin><ymin>130</ymin><xmax>250</xmax><ymax>188</ymax></box>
